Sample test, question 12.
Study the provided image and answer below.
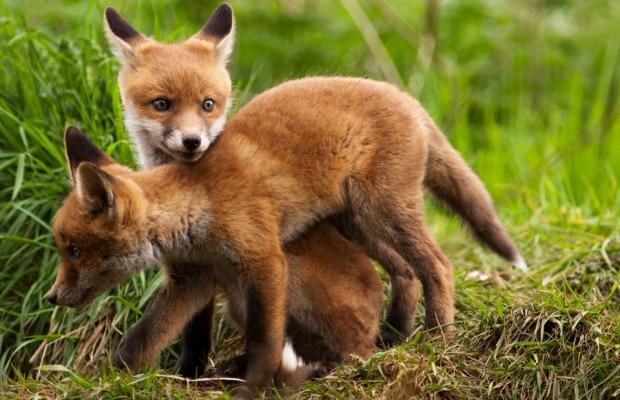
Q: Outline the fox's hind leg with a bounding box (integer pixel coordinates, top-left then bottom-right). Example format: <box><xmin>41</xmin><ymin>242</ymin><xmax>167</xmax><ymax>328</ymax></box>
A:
<box><xmin>330</xmin><ymin>213</ymin><xmax>421</xmax><ymax>344</ymax></box>
<box><xmin>381</xmin><ymin>265</ymin><xmax>422</xmax><ymax>345</ymax></box>
<box><xmin>385</xmin><ymin>202</ymin><xmax>455</xmax><ymax>330</ymax></box>
<box><xmin>344</xmin><ymin>185</ymin><xmax>454</xmax><ymax>331</ymax></box>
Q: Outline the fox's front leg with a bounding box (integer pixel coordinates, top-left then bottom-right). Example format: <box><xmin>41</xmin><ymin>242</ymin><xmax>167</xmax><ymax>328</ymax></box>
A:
<box><xmin>239</xmin><ymin>251</ymin><xmax>288</xmax><ymax>393</ymax></box>
<box><xmin>113</xmin><ymin>267</ymin><xmax>216</xmax><ymax>373</ymax></box>
<box><xmin>176</xmin><ymin>298</ymin><xmax>216</xmax><ymax>378</ymax></box>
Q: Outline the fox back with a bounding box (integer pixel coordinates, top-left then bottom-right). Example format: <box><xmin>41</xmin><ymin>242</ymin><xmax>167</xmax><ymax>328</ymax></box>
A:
<box><xmin>104</xmin><ymin>4</ymin><xmax>524</xmax><ymax>271</ymax></box>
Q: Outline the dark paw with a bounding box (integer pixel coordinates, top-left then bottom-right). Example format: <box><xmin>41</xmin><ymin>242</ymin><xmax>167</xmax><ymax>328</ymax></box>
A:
<box><xmin>216</xmin><ymin>353</ymin><xmax>248</xmax><ymax>378</ymax></box>
<box><xmin>309</xmin><ymin>365</ymin><xmax>331</xmax><ymax>379</ymax></box>
<box><xmin>176</xmin><ymin>355</ymin><xmax>207</xmax><ymax>378</ymax></box>
<box><xmin>376</xmin><ymin>327</ymin><xmax>406</xmax><ymax>348</ymax></box>
<box><xmin>112</xmin><ymin>349</ymin><xmax>138</xmax><ymax>372</ymax></box>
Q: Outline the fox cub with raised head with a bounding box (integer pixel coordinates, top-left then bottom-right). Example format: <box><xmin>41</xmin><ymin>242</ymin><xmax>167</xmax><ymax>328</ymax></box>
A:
<box><xmin>50</xmin><ymin>128</ymin><xmax>383</xmax><ymax>390</ymax></box>
<box><xmin>103</xmin><ymin>1</ymin><xmax>525</xmax><ymax>348</ymax></box>
<box><xmin>103</xmin><ymin>4</ymin><xmax>383</xmax><ymax>381</ymax></box>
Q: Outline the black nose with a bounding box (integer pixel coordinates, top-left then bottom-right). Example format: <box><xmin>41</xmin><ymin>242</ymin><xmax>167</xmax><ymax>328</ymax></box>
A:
<box><xmin>182</xmin><ymin>137</ymin><xmax>201</xmax><ymax>151</ymax></box>
<box><xmin>47</xmin><ymin>292</ymin><xmax>58</xmax><ymax>305</ymax></box>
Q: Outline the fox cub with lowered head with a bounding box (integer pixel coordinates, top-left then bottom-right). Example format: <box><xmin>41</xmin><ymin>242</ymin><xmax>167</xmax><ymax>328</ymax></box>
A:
<box><xmin>50</xmin><ymin>128</ymin><xmax>383</xmax><ymax>389</ymax></box>
<box><xmin>103</xmin><ymin>4</ymin><xmax>385</xmax><ymax>381</ymax></box>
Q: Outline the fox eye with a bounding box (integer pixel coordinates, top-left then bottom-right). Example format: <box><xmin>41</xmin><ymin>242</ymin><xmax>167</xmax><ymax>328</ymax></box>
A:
<box><xmin>152</xmin><ymin>98</ymin><xmax>171</xmax><ymax>111</ymax></box>
<box><xmin>202</xmin><ymin>98</ymin><xmax>215</xmax><ymax>112</ymax></box>
<box><xmin>68</xmin><ymin>245</ymin><xmax>81</xmax><ymax>260</ymax></box>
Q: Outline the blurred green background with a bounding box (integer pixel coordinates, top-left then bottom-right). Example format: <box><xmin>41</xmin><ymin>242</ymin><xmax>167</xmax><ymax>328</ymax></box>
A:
<box><xmin>0</xmin><ymin>0</ymin><xmax>618</xmax><ymax>395</ymax></box>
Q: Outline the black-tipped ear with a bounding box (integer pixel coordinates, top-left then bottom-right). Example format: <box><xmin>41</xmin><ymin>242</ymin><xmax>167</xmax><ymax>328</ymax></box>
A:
<box><xmin>104</xmin><ymin>7</ymin><xmax>147</xmax><ymax>62</ymax></box>
<box><xmin>64</xmin><ymin>126</ymin><xmax>112</xmax><ymax>182</ymax></box>
<box><xmin>195</xmin><ymin>3</ymin><xmax>235</xmax><ymax>65</ymax></box>
<box><xmin>75</xmin><ymin>162</ymin><xmax>115</xmax><ymax>214</ymax></box>
<box><xmin>200</xmin><ymin>3</ymin><xmax>233</xmax><ymax>38</ymax></box>
<box><xmin>105</xmin><ymin>7</ymin><xmax>141</xmax><ymax>43</ymax></box>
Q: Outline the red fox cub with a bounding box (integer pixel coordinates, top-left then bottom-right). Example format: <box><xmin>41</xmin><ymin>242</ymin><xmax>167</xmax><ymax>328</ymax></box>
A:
<box><xmin>103</xmin><ymin>5</ymin><xmax>383</xmax><ymax>380</ymax></box>
<box><xmin>50</xmin><ymin>127</ymin><xmax>382</xmax><ymax>391</ymax></box>
<box><xmin>102</xmin><ymin>2</ymin><xmax>526</xmax><ymax>349</ymax></box>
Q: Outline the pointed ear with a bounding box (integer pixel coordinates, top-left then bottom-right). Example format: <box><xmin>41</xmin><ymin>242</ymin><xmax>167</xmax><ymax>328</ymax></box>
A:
<box><xmin>64</xmin><ymin>126</ymin><xmax>113</xmax><ymax>182</ymax></box>
<box><xmin>194</xmin><ymin>3</ymin><xmax>235</xmax><ymax>65</ymax></box>
<box><xmin>75</xmin><ymin>162</ymin><xmax>116</xmax><ymax>215</ymax></box>
<box><xmin>104</xmin><ymin>7</ymin><xmax>147</xmax><ymax>63</ymax></box>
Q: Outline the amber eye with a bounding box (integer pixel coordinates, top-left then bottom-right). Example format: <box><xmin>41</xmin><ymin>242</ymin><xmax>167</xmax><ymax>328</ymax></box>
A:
<box><xmin>152</xmin><ymin>98</ymin><xmax>171</xmax><ymax>111</ymax></box>
<box><xmin>68</xmin><ymin>245</ymin><xmax>81</xmax><ymax>260</ymax></box>
<box><xmin>202</xmin><ymin>98</ymin><xmax>215</xmax><ymax>112</ymax></box>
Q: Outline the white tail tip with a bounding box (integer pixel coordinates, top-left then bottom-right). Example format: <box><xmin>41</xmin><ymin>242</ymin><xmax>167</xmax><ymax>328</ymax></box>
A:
<box><xmin>513</xmin><ymin>256</ymin><xmax>528</xmax><ymax>273</ymax></box>
<box><xmin>281</xmin><ymin>341</ymin><xmax>301</xmax><ymax>372</ymax></box>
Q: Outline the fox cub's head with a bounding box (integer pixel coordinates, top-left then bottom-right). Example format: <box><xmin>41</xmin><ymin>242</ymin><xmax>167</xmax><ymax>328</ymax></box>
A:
<box><xmin>48</xmin><ymin>127</ymin><xmax>150</xmax><ymax>309</ymax></box>
<box><xmin>105</xmin><ymin>4</ymin><xmax>234</xmax><ymax>167</ymax></box>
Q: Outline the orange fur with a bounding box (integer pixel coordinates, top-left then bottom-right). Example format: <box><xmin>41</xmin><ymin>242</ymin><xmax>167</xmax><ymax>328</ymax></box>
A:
<box><xmin>49</xmin><ymin>4</ymin><xmax>524</xmax><ymax>395</ymax></box>
<box><xmin>50</xmin><ymin>74</ymin><xmax>522</xmax><ymax>391</ymax></box>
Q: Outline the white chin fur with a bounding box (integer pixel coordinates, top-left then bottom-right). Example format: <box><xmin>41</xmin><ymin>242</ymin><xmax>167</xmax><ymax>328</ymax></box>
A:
<box><xmin>281</xmin><ymin>341</ymin><xmax>302</xmax><ymax>372</ymax></box>
<box><xmin>513</xmin><ymin>256</ymin><xmax>528</xmax><ymax>273</ymax></box>
<box><xmin>123</xmin><ymin>103</ymin><xmax>168</xmax><ymax>168</ymax></box>
<box><xmin>208</xmin><ymin>114</ymin><xmax>227</xmax><ymax>142</ymax></box>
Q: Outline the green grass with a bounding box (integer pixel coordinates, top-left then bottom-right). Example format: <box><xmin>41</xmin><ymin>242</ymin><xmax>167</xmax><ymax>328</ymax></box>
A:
<box><xmin>0</xmin><ymin>0</ymin><xmax>619</xmax><ymax>398</ymax></box>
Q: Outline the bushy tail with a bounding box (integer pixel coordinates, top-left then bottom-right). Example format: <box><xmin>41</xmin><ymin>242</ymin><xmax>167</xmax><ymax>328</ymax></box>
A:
<box><xmin>422</xmin><ymin>119</ymin><xmax>527</xmax><ymax>271</ymax></box>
